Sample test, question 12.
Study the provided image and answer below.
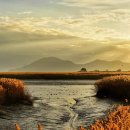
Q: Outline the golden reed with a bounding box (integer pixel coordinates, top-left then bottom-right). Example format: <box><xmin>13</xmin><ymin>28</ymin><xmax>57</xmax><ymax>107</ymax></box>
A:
<box><xmin>15</xmin><ymin>124</ymin><xmax>43</xmax><ymax>130</ymax></box>
<box><xmin>0</xmin><ymin>78</ymin><xmax>32</xmax><ymax>105</ymax></box>
<box><xmin>95</xmin><ymin>75</ymin><xmax>130</xmax><ymax>99</ymax></box>
<box><xmin>89</xmin><ymin>106</ymin><xmax>130</xmax><ymax>130</ymax></box>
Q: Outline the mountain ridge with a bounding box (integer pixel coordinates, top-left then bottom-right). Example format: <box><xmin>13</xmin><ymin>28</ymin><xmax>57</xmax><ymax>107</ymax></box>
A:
<box><xmin>11</xmin><ymin>57</ymin><xmax>130</xmax><ymax>72</ymax></box>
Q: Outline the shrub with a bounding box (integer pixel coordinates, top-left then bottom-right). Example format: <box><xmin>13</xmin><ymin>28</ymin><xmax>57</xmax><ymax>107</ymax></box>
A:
<box><xmin>95</xmin><ymin>75</ymin><xmax>130</xmax><ymax>99</ymax></box>
<box><xmin>0</xmin><ymin>78</ymin><xmax>32</xmax><ymax>105</ymax></box>
<box><xmin>80</xmin><ymin>68</ymin><xmax>87</xmax><ymax>72</ymax></box>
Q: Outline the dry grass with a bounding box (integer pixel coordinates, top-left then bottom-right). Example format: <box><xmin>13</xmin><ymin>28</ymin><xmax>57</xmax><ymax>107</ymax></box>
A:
<box><xmin>0</xmin><ymin>78</ymin><xmax>32</xmax><ymax>105</ymax></box>
<box><xmin>0</xmin><ymin>72</ymin><xmax>130</xmax><ymax>80</ymax></box>
<box><xmin>15</xmin><ymin>124</ymin><xmax>43</xmax><ymax>130</ymax></box>
<box><xmin>37</xmin><ymin>124</ymin><xmax>43</xmax><ymax>130</ymax></box>
<box><xmin>89</xmin><ymin>106</ymin><xmax>130</xmax><ymax>130</ymax></box>
<box><xmin>0</xmin><ymin>85</ymin><xmax>5</xmax><ymax>104</ymax></box>
<box><xmin>14</xmin><ymin>124</ymin><xmax>85</xmax><ymax>130</ymax></box>
<box><xmin>95</xmin><ymin>75</ymin><xmax>130</xmax><ymax>99</ymax></box>
<box><xmin>15</xmin><ymin>124</ymin><xmax>20</xmax><ymax>130</ymax></box>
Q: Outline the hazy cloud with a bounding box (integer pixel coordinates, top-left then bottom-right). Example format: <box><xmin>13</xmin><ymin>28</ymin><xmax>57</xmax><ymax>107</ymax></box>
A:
<box><xmin>57</xmin><ymin>0</ymin><xmax>130</xmax><ymax>8</ymax></box>
<box><xmin>0</xmin><ymin>13</ymin><xmax>130</xmax><ymax>41</ymax></box>
<box><xmin>0</xmin><ymin>0</ymin><xmax>130</xmax><ymax>71</ymax></box>
<box><xmin>17</xmin><ymin>11</ymin><xmax>32</xmax><ymax>15</ymax></box>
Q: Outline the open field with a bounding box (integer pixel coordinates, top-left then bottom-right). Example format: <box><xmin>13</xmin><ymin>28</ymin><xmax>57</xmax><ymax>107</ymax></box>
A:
<box><xmin>0</xmin><ymin>72</ymin><xmax>130</xmax><ymax>80</ymax></box>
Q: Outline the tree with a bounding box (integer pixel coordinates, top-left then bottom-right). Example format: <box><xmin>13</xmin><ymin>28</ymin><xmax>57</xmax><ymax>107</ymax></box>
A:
<box><xmin>116</xmin><ymin>69</ymin><xmax>121</xmax><ymax>72</ymax></box>
<box><xmin>80</xmin><ymin>68</ymin><xmax>87</xmax><ymax>72</ymax></box>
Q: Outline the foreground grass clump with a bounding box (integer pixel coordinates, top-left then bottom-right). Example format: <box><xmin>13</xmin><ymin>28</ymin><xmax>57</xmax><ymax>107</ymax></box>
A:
<box><xmin>15</xmin><ymin>124</ymin><xmax>43</xmax><ymax>130</ymax></box>
<box><xmin>89</xmin><ymin>106</ymin><xmax>130</xmax><ymax>130</ymax></box>
<box><xmin>95</xmin><ymin>75</ymin><xmax>130</xmax><ymax>99</ymax></box>
<box><xmin>0</xmin><ymin>78</ymin><xmax>32</xmax><ymax>105</ymax></box>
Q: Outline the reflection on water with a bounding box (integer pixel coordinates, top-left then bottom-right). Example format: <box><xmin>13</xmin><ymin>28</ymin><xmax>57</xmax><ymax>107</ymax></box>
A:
<box><xmin>0</xmin><ymin>80</ymin><xmax>120</xmax><ymax>130</ymax></box>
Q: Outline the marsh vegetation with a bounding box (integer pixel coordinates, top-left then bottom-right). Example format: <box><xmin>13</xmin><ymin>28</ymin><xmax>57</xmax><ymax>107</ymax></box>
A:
<box><xmin>96</xmin><ymin>75</ymin><xmax>130</xmax><ymax>100</ymax></box>
<box><xmin>0</xmin><ymin>78</ymin><xmax>32</xmax><ymax>105</ymax></box>
<box><xmin>0</xmin><ymin>76</ymin><xmax>130</xmax><ymax>130</ymax></box>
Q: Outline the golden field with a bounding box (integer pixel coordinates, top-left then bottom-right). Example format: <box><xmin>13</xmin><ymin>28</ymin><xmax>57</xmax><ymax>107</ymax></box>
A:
<box><xmin>0</xmin><ymin>71</ymin><xmax>130</xmax><ymax>80</ymax></box>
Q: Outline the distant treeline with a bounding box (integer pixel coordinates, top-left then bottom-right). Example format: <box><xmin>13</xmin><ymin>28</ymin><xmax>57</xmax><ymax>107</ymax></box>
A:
<box><xmin>0</xmin><ymin>72</ymin><xmax>130</xmax><ymax>80</ymax></box>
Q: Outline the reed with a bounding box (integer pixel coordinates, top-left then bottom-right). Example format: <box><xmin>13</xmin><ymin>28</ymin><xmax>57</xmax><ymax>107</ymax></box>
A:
<box><xmin>38</xmin><ymin>124</ymin><xmax>43</xmax><ymax>130</ymax></box>
<box><xmin>0</xmin><ymin>78</ymin><xmax>32</xmax><ymax>105</ymax></box>
<box><xmin>95</xmin><ymin>75</ymin><xmax>130</xmax><ymax>99</ymax></box>
<box><xmin>15</xmin><ymin>124</ymin><xmax>20</xmax><ymax>130</ymax></box>
<box><xmin>0</xmin><ymin>85</ymin><xmax>5</xmax><ymax>104</ymax></box>
<box><xmin>0</xmin><ymin>72</ymin><xmax>130</xmax><ymax>80</ymax></box>
<box><xmin>14</xmin><ymin>124</ymin><xmax>85</xmax><ymax>130</ymax></box>
<box><xmin>89</xmin><ymin>106</ymin><xmax>130</xmax><ymax>130</ymax></box>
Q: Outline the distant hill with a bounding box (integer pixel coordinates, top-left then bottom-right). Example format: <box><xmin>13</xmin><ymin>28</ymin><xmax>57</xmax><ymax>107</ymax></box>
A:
<box><xmin>85</xmin><ymin>60</ymin><xmax>130</xmax><ymax>71</ymax></box>
<box><xmin>12</xmin><ymin>57</ymin><xmax>130</xmax><ymax>72</ymax></box>
<box><xmin>12</xmin><ymin>57</ymin><xmax>81</xmax><ymax>72</ymax></box>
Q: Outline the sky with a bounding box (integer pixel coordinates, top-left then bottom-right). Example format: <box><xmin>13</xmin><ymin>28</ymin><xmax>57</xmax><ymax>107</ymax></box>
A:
<box><xmin>0</xmin><ymin>0</ymin><xmax>130</xmax><ymax>71</ymax></box>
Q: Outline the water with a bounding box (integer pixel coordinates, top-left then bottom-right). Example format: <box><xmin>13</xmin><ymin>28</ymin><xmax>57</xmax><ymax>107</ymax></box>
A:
<box><xmin>0</xmin><ymin>80</ymin><xmax>120</xmax><ymax>130</ymax></box>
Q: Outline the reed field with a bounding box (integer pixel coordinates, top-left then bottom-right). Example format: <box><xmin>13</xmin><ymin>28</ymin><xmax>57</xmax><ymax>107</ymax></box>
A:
<box><xmin>0</xmin><ymin>72</ymin><xmax>130</xmax><ymax>80</ymax></box>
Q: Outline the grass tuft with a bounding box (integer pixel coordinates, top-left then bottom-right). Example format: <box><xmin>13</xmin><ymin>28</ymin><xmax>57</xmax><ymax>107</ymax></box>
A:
<box><xmin>15</xmin><ymin>124</ymin><xmax>20</xmax><ymax>130</ymax></box>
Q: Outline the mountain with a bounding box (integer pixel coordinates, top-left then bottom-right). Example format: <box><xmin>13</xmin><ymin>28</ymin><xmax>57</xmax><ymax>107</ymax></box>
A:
<box><xmin>12</xmin><ymin>57</ymin><xmax>130</xmax><ymax>72</ymax></box>
<box><xmin>12</xmin><ymin>57</ymin><xmax>81</xmax><ymax>72</ymax></box>
<box><xmin>84</xmin><ymin>60</ymin><xmax>130</xmax><ymax>71</ymax></box>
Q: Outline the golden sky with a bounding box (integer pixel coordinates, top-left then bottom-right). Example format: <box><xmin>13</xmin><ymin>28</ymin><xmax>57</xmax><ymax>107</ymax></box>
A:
<box><xmin>0</xmin><ymin>0</ymin><xmax>130</xmax><ymax>70</ymax></box>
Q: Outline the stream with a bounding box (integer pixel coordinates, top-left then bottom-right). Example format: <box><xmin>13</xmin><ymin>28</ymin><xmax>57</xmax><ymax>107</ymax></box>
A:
<box><xmin>0</xmin><ymin>80</ymin><xmax>120</xmax><ymax>130</ymax></box>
